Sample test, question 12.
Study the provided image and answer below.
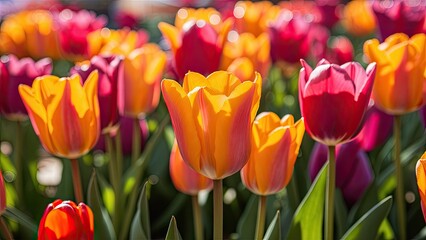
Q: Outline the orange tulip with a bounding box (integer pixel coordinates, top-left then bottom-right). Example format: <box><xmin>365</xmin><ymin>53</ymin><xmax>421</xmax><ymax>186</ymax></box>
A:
<box><xmin>416</xmin><ymin>152</ymin><xmax>426</xmax><ymax>222</ymax></box>
<box><xmin>174</xmin><ymin>8</ymin><xmax>223</xmax><ymax>31</ymax></box>
<box><xmin>161</xmin><ymin>71</ymin><xmax>262</xmax><ymax>179</ymax></box>
<box><xmin>221</xmin><ymin>32</ymin><xmax>271</xmax><ymax>81</ymax></box>
<box><xmin>364</xmin><ymin>33</ymin><xmax>426</xmax><ymax>115</ymax></box>
<box><xmin>232</xmin><ymin>1</ymin><xmax>280</xmax><ymax>36</ymax></box>
<box><xmin>18</xmin><ymin>71</ymin><xmax>100</xmax><ymax>159</ymax></box>
<box><xmin>118</xmin><ymin>44</ymin><xmax>167</xmax><ymax>117</ymax></box>
<box><xmin>241</xmin><ymin>112</ymin><xmax>304</xmax><ymax>196</ymax></box>
<box><xmin>38</xmin><ymin>200</ymin><xmax>94</xmax><ymax>240</ymax></box>
<box><xmin>342</xmin><ymin>0</ymin><xmax>376</xmax><ymax>37</ymax></box>
<box><xmin>169</xmin><ymin>140</ymin><xmax>213</xmax><ymax>195</ymax></box>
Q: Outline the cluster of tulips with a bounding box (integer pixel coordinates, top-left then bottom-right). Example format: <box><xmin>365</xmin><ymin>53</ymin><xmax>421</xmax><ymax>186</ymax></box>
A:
<box><xmin>0</xmin><ymin>0</ymin><xmax>425</xmax><ymax>239</ymax></box>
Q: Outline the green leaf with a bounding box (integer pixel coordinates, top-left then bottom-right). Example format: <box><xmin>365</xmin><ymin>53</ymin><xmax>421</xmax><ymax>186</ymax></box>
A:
<box><xmin>263</xmin><ymin>210</ymin><xmax>281</xmax><ymax>240</ymax></box>
<box><xmin>334</xmin><ymin>189</ymin><xmax>348</xmax><ymax>238</ymax></box>
<box><xmin>286</xmin><ymin>162</ymin><xmax>327</xmax><ymax>240</ymax></box>
<box><xmin>3</xmin><ymin>207</ymin><xmax>37</xmax><ymax>233</ymax></box>
<box><xmin>97</xmin><ymin>173</ymin><xmax>115</xmax><ymax>215</ymax></box>
<box><xmin>130</xmin><ymin>182</ymin><xmax>151</xmax><ymax>240</ymax></box>
<box><xmin>87</xmin><ymin>171</ymin><xmax>116</xmax><ymax>240</ymax></box>
<box><xmin>341</xmin><ymin>196</ymin><xmax>392</xmax><ymax>240</ymax></box>
<box><xmin>165</xmin><ymin>216</ymin><xmax>183</xmax><ymax>240</ymax></box>
<box><xmin>236</xmin><ymin>195</ymin><xmax>258</xmax><ymax>239</ymax></box>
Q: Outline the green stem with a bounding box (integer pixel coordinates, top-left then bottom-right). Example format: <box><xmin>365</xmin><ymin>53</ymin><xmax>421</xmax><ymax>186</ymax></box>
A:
<box><xmin>213</xmin><ymin>179</ymin><xmax>223</xmax><ymax>240</ymax></box>
<box><xmin>105</xmin><ymin>133</ymin><xmax>120</xmax><ymax>231</ymax></box>
<box><xmin>287</xmin><ymin>177</ymin><xmax>300</xmax><ymax>211</ymax></box>
<box><xmin>255</xmin><ymin>195</ymin><xmax>267</xmax><ymax>240</ymax></box>
<box><xmin>394</xmin><ymin>115</ymin><xmax>406</xmax><ymax>240</ymax></box>
<box><xmin>192</xmin><ymin>195</ymin><xmax>203</xmax><ymax>240</ymax></box>
<box><xmin>114</xmin><ymin>127</ymin><xmax>123</xmax><ymax>182</ymax></box>
<box><xmin>0</xmin><ymin>217</ymin><xmax>12</xmax><ymax>240</ymax></box>
<box><xmin>70</xmin><ymin>159</ymin><xmax>83</xmax><ymax>203</ymax></box>
<box><xmin>131</xmin><ymin>118</ymin><xmax>141</xmax><ymax>165</ymax></box>
<box><xmin>325</xmin><ymin>145</ymin><xmax>336</xmax><ymax>240</ymax></box>
<box><xmin>14</xmin><ymin>121</ymin><xmax>23</xmax><ymax>210</ymax></box>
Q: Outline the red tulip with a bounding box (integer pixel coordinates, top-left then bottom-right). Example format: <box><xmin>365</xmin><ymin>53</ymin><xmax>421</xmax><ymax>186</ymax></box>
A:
<box><xmin>38</xmin><ymin>200</ymin><xmax>94</xmax><ymax>240</ymax></box>
<box><xmin>315</xmin><ymin>0</ymin><xmax>342</xmax><ymax>29</ymax></box>
<box><xmin>372</xmin><ymin>0</ymin><xmax>426</xmax><ymax>41</ymax></box>
<box><xmin>71</xmin><ymin>55</ymin><xmax>123</xmax><ymax>131</ymax></box>
<box><xmin>299</xmin><ymin>59</ymin><xmax>376</xmax><ymax>146</ymax></box>
<box><xmin>0</xmin><ymin>170</ymin><xmax>6</xmax><ymax>215</ymax></box>
<box><xmin>326</xmin><ymin>36</ymin><xmax>354</xmax><ymax>65</ymax></box>
<box><xmin>0</xmin><ymin>55</ymin><xmax>52</xmax><ymax>121</ymax></box>
<box><xmin>309</xmin><ymin>141</ymin><xmax>373</xmax><ymax>204</ymax></box>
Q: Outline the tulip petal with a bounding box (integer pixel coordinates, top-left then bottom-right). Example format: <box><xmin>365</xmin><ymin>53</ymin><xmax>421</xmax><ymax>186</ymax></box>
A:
<box><xmin>158</xmin><ymin>22</ymin><xmax>181</xmax><ymax>53</ymax></box>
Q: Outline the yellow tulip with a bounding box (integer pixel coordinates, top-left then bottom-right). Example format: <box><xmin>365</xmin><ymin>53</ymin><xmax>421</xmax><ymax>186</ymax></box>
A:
<box><xmin>174</xmin><ymin>8</ymin><xmax>223</xmax><ymax>31</ymax></box>
<box><xmin>119</xmin><ymin>44</ymin><xmax>167</xmax><ymax>117</ymax></box>
<box><xmin>364</xmin><ymin>33</ymin><xmax>426</xmax><ymax>115</ymax></box>
<box><xmin>241</xmin><ymin>112</ymin><xmax>304</xmax><ymax>196</ymax></box>
<box><xmin>416</xmin><ymin>152</ymin><xmax>426</xmax><ymax>222</ymax></box>
<box><xmin>161</xmin><ymin>71</ymin><xmax>262</xmax><ymax>179</ymax></box>
<box><xmin>18</xmin><ymin>71</ymin><xmax>100</xmax><ymax>159</ymax></box>
<box><xmin>221</xmin><ymin>32</ymin><xmax>271</xmax><ymax>81</ymax></box>
<box><xmin>342</xmin><ymin>0</ymin><xmax>376</xmax><ymax>37</ymax></box>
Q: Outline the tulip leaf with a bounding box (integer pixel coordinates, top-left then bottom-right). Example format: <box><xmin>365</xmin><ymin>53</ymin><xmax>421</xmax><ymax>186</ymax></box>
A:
<box><xmin>87</xmin><ymin>170</ymin><xmax>116</xmax><ymax>240</ymax></box>
<box><xmin>341</xmin><ymin>196</ymin><xmax>392</xmax><ymax>240</ymax></box>
<box><xmin>3</xmin><ymin>207</ymin><xmax>37</xmax><ymax>233</ymax></box>
<box><xmin>263</xmin><ymin>210</ymin><xmax>281</xmax><ymax>240</ymax></box>
<box><xmin>286</xmin><ymin>162</ymin><xmax>327</xmax><ymax>240</ymax></box>
<box><xmin>165</xmin><ymin>216</ymin><xmax>183</xmax><ymax>240</ymax></box>
<box><xmin>130</xmin><ymin>181</ymin><xmax>151</xmax><ymax>240</ymax></box>
<box><xmin>236</xmin><ymin>195</ymin><xmax>258</xmax><ymax>239</ymax></box>
<box><xmin>96</xmin><ymin>173</ymin><xmax>115</xmax><ymax>215</ymax></box>
<box><xmin>334</xmin><ymin>189</ymin><xmax>348</xmax><ymax>238</ymax></box>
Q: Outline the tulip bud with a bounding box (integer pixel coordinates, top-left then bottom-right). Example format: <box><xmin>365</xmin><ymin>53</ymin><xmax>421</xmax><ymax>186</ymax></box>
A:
<box><xmin>38</xmin><ymin>200</ymin><xmax>94</xmax><ymax>240</ymax></box>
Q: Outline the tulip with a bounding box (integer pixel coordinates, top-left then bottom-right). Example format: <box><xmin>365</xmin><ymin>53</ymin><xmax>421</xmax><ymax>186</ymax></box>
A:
<box><xmin>71</xmin><ymin>55</ymin><xmax>122</xmax><ymax>131</ymax></box>
<box><xmin>299</xmin><ymin>59</ymin><xmax>376</xmax><ymax>146</ymax></box>
<box><xmin>0</xmin><ymin>55</ymin><xmax>52</xmax><ymax>120</ymax></box>
<box><xmin>326</xmin><ymin>36</ymin><xmax>354</xmax><ymax>65</ymax></box>
<box><xmin>231</xmin><ymin>1</ymin><xmax>281</xmax><ymax>36</ymax></box>
<box><xmin>420</xmin><ymin>106</ymin><xmax>426</xmax><ymax>128</ymax></box>
<box><xmin>114</xmin><ymin>10</ymin><xmax>139</xmax><ymax>29</ymax></box>
<box><xmin>353</xmin><ymin>104</ymin><xmax>393</xmax><ymax>151</ymax></box>
<box><xmin>341</xmin><ymin>0</ymin><xmax>376</xmax><ymax>37</ymax></box>
<box><xmin>372</xmin><ymin>0</ymin><xmax>426</xmax><ymax>41</ymax></box>
<box><xmin>241</xmin><ymin>112</ymin><xmax>304</xmax><ymax>196</ymax></box>
<box><xmin>158</xmin><ymin>10</ymin><xmax>231</xmax><ymax>80</ymax></box>
<box><xmin>174</xmin><ymin>8</ymin><xmax>223</xmax><ymax>31</ymax></box>
<box><xmin>38</xmin><ymin>200</ymin><xmax>94</xmax><ymax>240</ymax></box>
<box><xmin>0</xmin><ymin>170</ymin><xmax>5</xmax><ymax>215</ymax></box>
<box><xmin>364</xmin><ymin>33</ymin><xmax>426</xmax><ymax>115</ymax></box>
<box><xmin>18</xmin><ymin>71</ymin><xmax>100</xmax><ymax>159</ymax></box>
<box><xmin>416</xmin><ymin>152</ymin><xmax>426</xmax><ymax>222</ymax></box>
<box><xmin>221</xmin><ymin>32</ymin><xmax>271</xmax><ymax>81</ymax></box>
<box><xmin>118</xmin><ymin>44</ymin><xmax>166</xmax><ymax>118</ymax></box>
<box><xmin>309</xmin><ymin>141</ymin><xmax>373</xmax><ymax>204</ymax></box>
<box><xmin>315</xmin><ymin>0</ymin><xmax>342</xmax><ymax>29</ymax></box>
<box><xmin>55</xmin><ymin>9</ymin><xmax>107</xmax><ymax>61</ymax></box>
<box><xmin>162</xmin><ymin>71</ymin><xmax>261</xmax><ymax>179</ymax></box>
<box><xmin>170</xmin><ymin>140</ymin><xmax>213</xmax><ymax>195</ymax></box>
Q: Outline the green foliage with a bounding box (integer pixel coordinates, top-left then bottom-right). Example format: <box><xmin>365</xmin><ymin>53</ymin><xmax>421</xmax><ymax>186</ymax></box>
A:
<box><xmin>130</xmin><ymin>182</ymin><xmax>151</xmax><ymax>240</ymax></box>
<box><xmin>264</xmin><ymin>210</ymin><xmax>281</xmax><ymax>240</ymax></box>
<box><xmin>165</xmin><ymin>216</ymin><xmax>183</xmax><ymax>240</ymax></box>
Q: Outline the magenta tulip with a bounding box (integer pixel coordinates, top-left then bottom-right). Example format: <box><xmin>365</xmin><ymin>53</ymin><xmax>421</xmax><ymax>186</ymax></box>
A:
<box><xmin>372</xmin><ymin>0</ymin><xmax>426</xmax><ymax>40</ymax></box>
<box><xmin>309</xmin><ymin>141</ymin><xmax>373</xmax><ymax>204</ymax></box>
<box><xmin>315</xmin><ymin>0</ymin><xmax>342</xmax><ymax>29</ymax></box>
<box><xmin>353</xmin><ymin>104</ymin><xmax>393</xmax><ymax>151</ymax></box>
<box><xmin>299</xmin><ymin>59</ymin><xmax>376</xmax><ymax>146</ymax></box>
<box><xmin>0</xmin><ymin>55</ymin><xmax>52</xmax><ymax>120</ymax></box>
<box><xmin>70</xmin><ymin>55</ymin><xmax>122</xmax><ymax>131</ymax></box>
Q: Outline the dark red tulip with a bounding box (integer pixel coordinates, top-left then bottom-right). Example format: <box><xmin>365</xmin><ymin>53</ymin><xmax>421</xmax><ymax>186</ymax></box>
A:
<box><xmin>0</xmin><ymin>55</ymin><xmax>52</xmax><ymax>120</ymax></box>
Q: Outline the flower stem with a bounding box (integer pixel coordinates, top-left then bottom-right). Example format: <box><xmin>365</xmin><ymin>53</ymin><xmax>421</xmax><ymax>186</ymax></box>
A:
<box><xmin>255</xmin><ymin>195</ymin><xmax>267</xmax><ymax>240</ymax></box>
<box><xmin>70</xmin><ymin>159</ymin><xmax>83</xmax><ymax>203</ymax></box>
<box><xmin>114</xmin><ymin>127</ymin><xmax>123</xmax><ymax>182</ymax></box>
<box><xmin>325</xmin><ymin>145</ymin><xmax>336</xmax><ymax>240</ymax></box>
<box><xmin>132</xmin><ymin>118</ymin><xmax>141</xmax><ymax>165</ymax></box>
<box><xmin>105</xmin><ymin>133</ymin><xmax>120</xmax><ymax>231</ymax></box>
<box><xmin>213</xmin><ymin>179</ymin><xmax>223</xmax><ymax>240</ymax></box>
<box><xmin>394</xmin><ymin>115</ymin><xmax>406</xmax><ymax>240</ymax></box>
<box><xmin>192</xmin><ymin>195</ymin><xmax>203</xmax><ymax>240</ymax></box>
<box><xmin>0</xmin><ymin>217</ymin><xmax>12</xmax><ymax>240</ymax></box>
<box><xmin>14</xmin><ymin>121</ymin><xmax>23</xmax><ymax>210</ymax></box>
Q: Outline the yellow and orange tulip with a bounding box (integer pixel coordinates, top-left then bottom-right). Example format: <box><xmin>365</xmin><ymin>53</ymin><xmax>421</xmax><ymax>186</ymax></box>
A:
<box><xmin>241</xmin><ymin>112</ymin><xmax>304</xmax><ymax>196</ymax></box>
<box><xmin>174</xmin><ymin>8</ymin><xmax>223</xmax><ymax>31</ymax></box>
<box><xmin>342</xmin><ymin>0</ymin><xmax>376</xmax><ymax>37</ymax></box>
<box><xmin>18</xmin><ymin>71</ymin><xmax>100</xmax><ymax>159</ymax></box>
<box><xmin>416</xmin><ymin>152</ymin><xmax>426</xmax><ymax>222</ymax></box>
<box><xmin>161</xmin><ymin>71</ymin><xmax>262</xmax><ymax>179</ymax></box>
<box><xmin>118</xmin><ymin>44</ymin><xmax>167</xmax><ymax>117</ymax></box>
<box><xmin>364</xmin><ymin>33</ymin><xmax>426</xmax><ymax>115</ymax></box>
<box><xmin>221</xmin><ymin>32</ymin><xmax>270</xmax><ymax>81</ymax></box>
<box><xmin>169</xmin><ymin>140</ymin><xmax>213</xmax><ymax>195</ymax></box>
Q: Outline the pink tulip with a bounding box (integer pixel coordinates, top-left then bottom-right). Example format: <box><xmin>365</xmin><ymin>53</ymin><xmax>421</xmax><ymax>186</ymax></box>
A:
<box><xmin>326</xmin><ymin>36</ymin><xmax>354</xmax><ymax>65</ymax></box>
<box><xmin>0</xmin><ymin>55</ymin><xmax>52</xmax><ymax>120</ymax></box>
<box><xmin>299</xmin><ymin>59</ymin><xmax>376</xmax><ymax>146</ymax></box>
<box><xmin>70</xmin><ymin>55</ymin><xmax>123</xmax><ymax>131</ymax></box>
<box><xmin>309</xmin><ymin>141</ymin><xmax>373</xmax><ymax>204</ymax></box>
<box><xmin>372</xmin><ymin>0</ymin><xmax>426</xmax><ymax>40</ymax></box>
<box><xmin>315</xmin><ymin>0</ymin><xmax>342</xmax><ymax>29</ymax></box>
